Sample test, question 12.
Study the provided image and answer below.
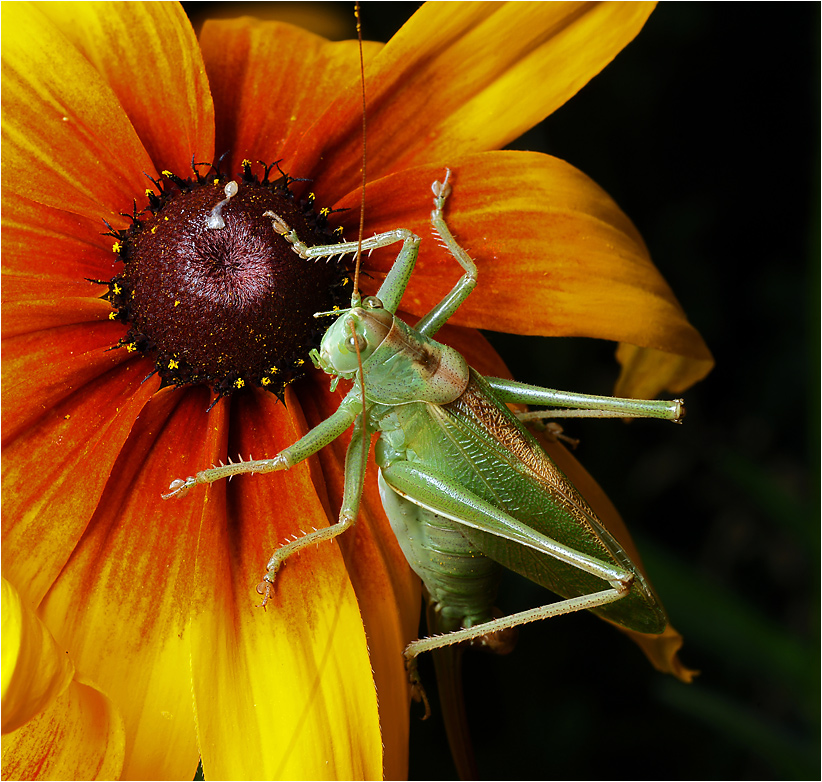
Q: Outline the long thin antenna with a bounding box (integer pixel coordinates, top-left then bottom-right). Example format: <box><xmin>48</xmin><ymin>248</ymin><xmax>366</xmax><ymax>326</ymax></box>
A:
<box><xmin>352</xmin><ymin>3</ymin><xmax>370</xmax><ymax>519</ymax></box>
<box><xmin>352</xmin><ymin>1</ymin><xmax>367</xmax><ymax>304</ymax></box>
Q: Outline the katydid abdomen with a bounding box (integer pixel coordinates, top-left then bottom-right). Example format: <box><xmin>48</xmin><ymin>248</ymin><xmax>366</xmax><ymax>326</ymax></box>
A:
<box><xmin>377</xmin><ymin>469</ymin><xmax>503</xmax><ymax>632</ymax></box>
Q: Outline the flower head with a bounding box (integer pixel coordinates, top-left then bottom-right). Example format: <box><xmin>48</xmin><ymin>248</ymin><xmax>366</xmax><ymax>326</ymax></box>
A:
<box><xmin>2</xmin><ymin>2</ymin><xmax>712</xmax><ymax>779</ymax></box>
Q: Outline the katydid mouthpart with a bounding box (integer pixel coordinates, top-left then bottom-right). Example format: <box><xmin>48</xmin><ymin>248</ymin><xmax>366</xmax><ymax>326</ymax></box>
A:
<box><xmin>163</xmin><ymin>167</ymin><xmax>684</xmax><ymax>678</ymax></box>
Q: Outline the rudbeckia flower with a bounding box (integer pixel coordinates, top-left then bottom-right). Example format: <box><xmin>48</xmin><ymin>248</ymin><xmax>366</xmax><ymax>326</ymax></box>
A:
<box><xmin>2</xmin><ymin>2</ymin><xmax>713</xmax><ymax>780</ymax></box>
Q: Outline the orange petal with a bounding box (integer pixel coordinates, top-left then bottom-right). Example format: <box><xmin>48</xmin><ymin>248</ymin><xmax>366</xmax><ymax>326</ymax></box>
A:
<box><xmin>2</xmin><ymin>578</ymin><xmax>74</xmax><ymax>734</ymax></box>
<box><xmin>298</xmin><ymin>373</ymin><xmax>421</xmax><ymax>780</ymax></box>
<box><xmin>36</xmin><ymin>387</ymin><xmax>222</xmax><ymax>779</ymax></box>
<box><xmin>2</xmin><ymin>676</ymin><xmax>125</xmax><ymax>780</ymax></box>
<box><xmin>189</xmin><ymin>387</ymin><xmax>382</xmax><ymax>779</ymax></box>
<box><xmin>615</xmin><ymin>342</ymin><xmax>713</xmax><ymax>400</ymax></box>
<box><xmin>1</xmin><ymin>2</ymin><xmax>156</xmax><ymax>219</ymax></box>
<box><xmin>337</xmin><ymin>151</ymin><xmax>712</xmax><ymax>384</ymax></box>
<box><xmin>34</xmin><ymin>2</ymin><xmax>214</xmax><ymax>176</ymax></box>
<box><xmin>200</xmin><ymin>17</ymin><xmax>382</xmax><ymax>175</ymax></box>
<box><xmin>291</xmin><ymin>1</ymin><xmax>655</xmax><ymax>198</ymax></box>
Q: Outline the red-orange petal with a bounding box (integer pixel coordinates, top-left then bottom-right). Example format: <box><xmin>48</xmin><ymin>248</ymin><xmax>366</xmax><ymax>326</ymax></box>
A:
<box><xmin>2</xmin><ymin>348</ymin><xmax>158</xmax><ymax>604</ymax></box>
<box><xmin>199</xmin><ymin>17</ymin><xmax>382</xmax><ymax>176</ymax></box>
<box><xmin>1</xmin><ymin>3</ymin><xmax>154</xmax><ymax>219</ymax></box>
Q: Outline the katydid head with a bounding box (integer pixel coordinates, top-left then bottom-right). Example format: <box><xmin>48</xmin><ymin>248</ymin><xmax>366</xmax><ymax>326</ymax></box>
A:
<box><xmin>310</xmin><ymin>297</ymin><xmax>393</xmax><ymax>384</ymax></box>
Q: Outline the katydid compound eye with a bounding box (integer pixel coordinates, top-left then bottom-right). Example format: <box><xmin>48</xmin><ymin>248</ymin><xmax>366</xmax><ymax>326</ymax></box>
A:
<box><xmin>363</xmin><ymin>296</ymin><xmax>383</xmax><ymax>309</ymax></box>
<box><xmin>346</xmin><ymin>333</ymin><xmax>368</xmax><ymax>352</ymax></box>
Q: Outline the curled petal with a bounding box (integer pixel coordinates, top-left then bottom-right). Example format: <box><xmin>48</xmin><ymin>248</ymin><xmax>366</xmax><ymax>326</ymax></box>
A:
<box><xmin>614</xmin><ymin>342</ymin><xmax>713</xmax><ymax>399</ymax></box>
<box><xmin>2</xmin><ymin>677</ymin><xmax>125</xmax><ymax>781</ymax></box>
<box><xmin>539</xmin><ymin>436</ymin><xmax>697</xmax><ymax>681</ymax></box>
<box><xmin>2</xmin><ymin>578</ymin><xmax>74</xmax><ymax>734</ymax></box>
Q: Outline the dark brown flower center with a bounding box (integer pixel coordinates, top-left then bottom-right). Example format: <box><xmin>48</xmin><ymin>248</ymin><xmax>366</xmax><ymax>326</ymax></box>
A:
<box><xmin>104</xmin><ymin>163</ymin><xmax>352</xmax><ymax>402</ymax></box>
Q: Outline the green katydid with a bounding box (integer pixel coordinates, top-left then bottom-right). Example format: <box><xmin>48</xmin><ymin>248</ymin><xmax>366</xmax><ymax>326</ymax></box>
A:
<box><xmin>163</xmin><ymin>169</ymin><xmax>683</xmax><ymax>685</ymax></box>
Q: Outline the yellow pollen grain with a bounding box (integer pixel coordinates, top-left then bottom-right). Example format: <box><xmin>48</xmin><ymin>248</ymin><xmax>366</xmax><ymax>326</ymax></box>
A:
<box><xmin>261</xmin><ymin>377</ymin><xmax>271</xmax><ymax>386</ymax></box>
<box><xmin>162</xmin><ymin>170</ymin><xmax>173</xmax><ymax>177</ymax></box>
<box><xmin>234</xmin><ymin>378</ymin><xmax>245</xmax><ymax>389</ymax></box>
<box><xmin>174</xmin><ymin>300</ymin><xmax>181</xmax><ymax>307</ymax></box>
<box><xmin>320</xmin><ymin>207</ymin><xmax>330</xmax><ymax>217</ymax></box>
<box><xmin>112</xmin><ymin>283</ymin><xmax>122</xmax><ymax>295</ymax></box>
<box><xmin>126</xmin><ymin>343</ymin><xmax>137</xmax><ymax>352</ymax></box>
<box><xmin>168</xmin><ymin>359</ymin><xmax>179</xmax><ymax>370</ymax></box>
<box><xmin>108</xmin><ymin>312</ymin><xmax>116</xmax><ymax>320</ymax></box>
<box><xmin>242</xmin><ymin>159</ymin><xmax>251</xmax><ymax>167</ymax></box>
<box><xmin>112</xmin><ymin>242</ymin><xmax>121</xmax><ymax>253</ymax></box>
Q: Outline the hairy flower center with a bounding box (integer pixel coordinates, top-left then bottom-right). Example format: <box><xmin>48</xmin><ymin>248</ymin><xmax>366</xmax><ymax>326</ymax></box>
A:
<box><xmin>105</xmin><ymin>164</ymin><xmax>352</xmax><ymax>401</ymax></box>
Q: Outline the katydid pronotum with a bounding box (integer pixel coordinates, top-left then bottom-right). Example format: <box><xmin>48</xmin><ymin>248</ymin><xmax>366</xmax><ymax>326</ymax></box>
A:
<box><xmin>164</xmin><ymin>168</ymin><xmax>683</xmax><ymax>685</ymax></box>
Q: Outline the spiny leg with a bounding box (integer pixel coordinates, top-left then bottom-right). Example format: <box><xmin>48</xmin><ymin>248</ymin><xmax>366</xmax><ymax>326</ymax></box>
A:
<box><xmin>256</xmin><ymin>410</ymin><xmax>371</xmax><ymax>605</ymax></box>
<box><xmin>263</xmin><ymin>210</ymin><xmax>421</xmax><ymax>313</ymax></box>
<box><xmin>415</xmin><ymin>170</ymin><xmax>479</xmax><ymax>338</ymax></box>
<box><xmin>163</xmin><ymin>388</ymin><xmax>362</xmax><ymax>499</ymax></box>
<box><xmin>404</xmin><ymin>583</ymin><xmax>630</xmax><ymax>663</ymax></box>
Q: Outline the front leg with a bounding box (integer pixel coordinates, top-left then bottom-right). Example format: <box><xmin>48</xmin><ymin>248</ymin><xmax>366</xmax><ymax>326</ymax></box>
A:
<box><xmin>162</xmin><ymin>388</ymin><xmax>363</xmax><ymax>499</ymax></box>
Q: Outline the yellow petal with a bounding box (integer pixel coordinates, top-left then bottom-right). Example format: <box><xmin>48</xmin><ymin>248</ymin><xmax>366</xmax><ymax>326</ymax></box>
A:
<box><xmin>190</xmin><ymin>388</ymin><xmax>383</xmax><ymax>780</ymax></box>
<box><xmin>2</xmin><ymin>578</ymin><xmax>74</xmax><ymax>734</ymax></box>
<box><xmin>294</xmin><ymin>1</ymin><xmax>655</xmax><ymax>196</ymax></box>
<box><xmin>2</xmin><ymin>677</ymin><xmax>125</xmax><ymax>780</ymax></box>
<box><xmin>1</xmin><ymin>2</ymin><xmax>155</xmax><ymax>218</ymax></box>
<box><xmin>299</xmin><ymin>375</ymin><xmax>421</xmax><ymax>781</ymax></box>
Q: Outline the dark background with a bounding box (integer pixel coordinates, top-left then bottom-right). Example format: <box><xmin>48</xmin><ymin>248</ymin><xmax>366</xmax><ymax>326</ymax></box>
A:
<box><xmin>184</xmin><ymin>3</ymin><xmax>819</xmax><ymax>779</ymax></box>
